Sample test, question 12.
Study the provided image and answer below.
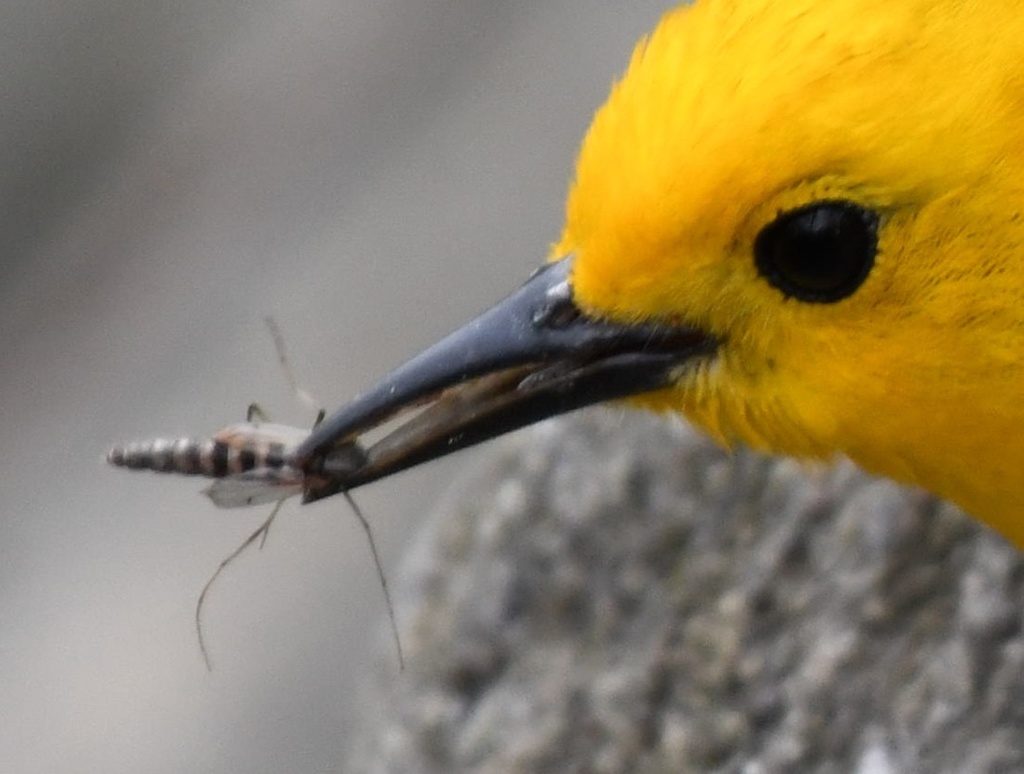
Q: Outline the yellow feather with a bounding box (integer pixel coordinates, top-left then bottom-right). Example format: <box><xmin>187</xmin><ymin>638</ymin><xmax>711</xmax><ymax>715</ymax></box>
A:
<box><xmin>556</xmin><ymin>1</ymin><xmax>1024</xmax><ymax>543</ymax></box>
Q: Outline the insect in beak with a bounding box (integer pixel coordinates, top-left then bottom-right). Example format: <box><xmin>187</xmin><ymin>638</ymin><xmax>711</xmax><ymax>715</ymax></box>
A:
<box><xmin>295</xmin><ymin>256</ymin><xmax>716</xmax><ymax>502</ymax></box>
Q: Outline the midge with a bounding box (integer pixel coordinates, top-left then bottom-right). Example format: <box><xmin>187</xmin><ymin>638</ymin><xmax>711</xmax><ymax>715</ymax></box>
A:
<box><xmin>106</xmin><ymin>318</ymin><xmax>402</xmax><ymax>670</ymax></box>
<box><xmin>106</xmin><ymin>406</ymin><xmax>366</xmax><ymax>508</ymax></box>
<box><xmin>107</xmin><ymin>406</ymin><xmax>390</xmax><ymax>670</ymax></box>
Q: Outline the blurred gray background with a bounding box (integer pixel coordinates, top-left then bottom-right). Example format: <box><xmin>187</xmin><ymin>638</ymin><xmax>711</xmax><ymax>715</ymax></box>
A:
<box><xmin>0</xmin><ymin>1</ymin><xmax>672</xmax><ymax>772</ymax></box>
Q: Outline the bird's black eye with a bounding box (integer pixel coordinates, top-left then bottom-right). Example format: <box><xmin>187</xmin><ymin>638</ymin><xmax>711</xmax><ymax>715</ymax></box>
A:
<box><xmin>754</xmin><ymin>200</ymin><xmax>878</xmax><ymax>303</ymax></box>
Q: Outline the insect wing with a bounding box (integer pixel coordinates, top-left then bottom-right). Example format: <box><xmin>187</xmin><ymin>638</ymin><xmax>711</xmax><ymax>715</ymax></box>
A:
<box><xmin>204</xmin><ymin>467</ymin><xmax>304</xmax><ymax>508</ymax></box>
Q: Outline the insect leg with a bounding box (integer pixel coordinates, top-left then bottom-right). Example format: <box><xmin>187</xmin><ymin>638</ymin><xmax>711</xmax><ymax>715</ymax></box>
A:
<box><xmin>195</xmin><ymin>497</ymin><xmax>286</xmax><ymax>671</ymax></box>
<box><xmin>265</xmin><ymin>315</ymin><xmax>319</xmax><ymax>414</ymax></box>
<box><xmin>246</xmin><ymin>403</ymin><xmax>270</xmax><ymax>424</ymax></box>
<box><xmin>340</xmin><ymin>490</ymin><xmax>404</xmax><ymax>671</ymax></box>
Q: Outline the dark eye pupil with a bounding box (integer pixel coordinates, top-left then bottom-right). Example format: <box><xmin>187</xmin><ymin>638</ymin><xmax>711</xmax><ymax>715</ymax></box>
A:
<box><xmin>754</xmin><ymin>200</ymin><xmax>879</xmax><ymax>303</ymax></box>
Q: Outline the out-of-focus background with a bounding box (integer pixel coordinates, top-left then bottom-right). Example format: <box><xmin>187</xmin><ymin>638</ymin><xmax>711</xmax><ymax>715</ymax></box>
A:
<box><xmin>0</xmin><ymin>2</ymin><xmax>671</xmax><ymax>772</ymax></box>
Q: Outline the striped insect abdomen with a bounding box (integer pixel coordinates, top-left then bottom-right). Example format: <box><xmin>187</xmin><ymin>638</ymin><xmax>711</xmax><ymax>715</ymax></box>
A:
<box><xmin>107</xmin><ymin>437</ymin><xmax>222</xmax><ymax>476</ymax></box>
<box><xmin>107</xmin><ymin>422</ymin><xmax>309</xmax><ymax>480</ymax></box>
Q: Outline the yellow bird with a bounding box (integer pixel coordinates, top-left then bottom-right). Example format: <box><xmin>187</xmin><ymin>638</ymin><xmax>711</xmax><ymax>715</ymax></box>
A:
<box><xmin>296</xmin><ymin>0</ymin><xmax>1024</xmax><ymax>547</ymax></box>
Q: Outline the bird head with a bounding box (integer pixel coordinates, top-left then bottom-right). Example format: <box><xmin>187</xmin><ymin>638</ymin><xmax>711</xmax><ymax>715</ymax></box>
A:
<box><xmin>299</xmin><ymin>0</ymin><xmax>1024</xmax><ymax>542</ymax></box>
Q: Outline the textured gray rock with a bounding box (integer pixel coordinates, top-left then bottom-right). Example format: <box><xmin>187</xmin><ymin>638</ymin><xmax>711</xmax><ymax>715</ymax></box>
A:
<box><xmin>351</xmin><ymin>410</ymin><xmax>1024</xmax><ymax>773</ymax></box>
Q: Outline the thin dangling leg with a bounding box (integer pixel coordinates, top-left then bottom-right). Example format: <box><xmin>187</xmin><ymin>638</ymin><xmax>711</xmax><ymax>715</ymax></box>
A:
<box><xmin>340</xmin><ymin>490</ymin><xmax>404</xmax><ymax>671</ymax></box>
<box><xmin>195</xmin><ymin>498</ymin><xmax>286</xmax><ymax>671</ymax></box>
